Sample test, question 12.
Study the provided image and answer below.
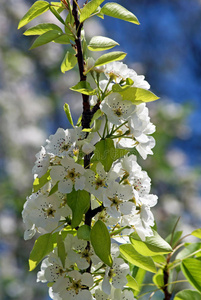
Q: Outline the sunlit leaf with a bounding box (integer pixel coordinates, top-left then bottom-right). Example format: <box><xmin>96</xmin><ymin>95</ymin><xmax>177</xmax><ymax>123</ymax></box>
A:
<box><xmin>64</xmin><ymin>103</ymin><xmax>74</xmax><ymax>127</ymax></box>
<box><xmin>120</xmin><ymin>244</ymin><xmax>157</xmax><ymax>273</ymax></box>
<box><xmin>33</xmin><ymin>170</ymin><xmax>51</xmax><ymax>193</ymax></box>
<box><xmin>174</xmin><ymin>290</ymin><xmax>201</xmax><ymax>300</ymax></box>
<box><xmin>57</xmin><ymin>234</ymin><xmax>66</xmax><ymax>268</ymax></box>
<box><xmin>101</xmin><ymin>2</ymin><xmax>140</xmax><ymax>25</ymax></box>
<box><xmin>88</xmin><ymin>36</ymin><xmax>119</xmax><ymax>51</ymax></box>
<box><xmin>29</xmin><ymin>233</ymin><xmax>55</xmax><ymax>271</ymax></box>
<box><xmin>181</xmin><ymin>258</ymin><xmax>201</xmax><ymax>292</ymax></box>
<box><xmin>191</xmin><ymin>228</ymin><xmax>201</xmax><ymax>239</ymax></box>
<box><xmin>94</xmin><ymin>51</ymin><xmax>126</xmax><ymax>67</ymax></box>
<box><xmin>24</xmin><ymin>23</ymin><xmax>62</xmax><ymax>36</ymax></box>
<box><xmin>70</xmin><ymin>81</ymin><xmax>97</xmax><ymax>95</ymax></box>
<box><xmin>126</xmin><ymin>274</ymin><xmax>139</xmax><ymax>291</ymax></box>
<box><xmin>130</xmin><ymin>230</ymin><xmax>172</xmax><ymax>256</ymax></box>
<box><xmin>61</xmin><ymin>51</ymin><xmax>77</xmax><ymax>73</ymax></box>
<box><xmin>18</xmin><ymin>1</ymin><xmax>50</xmax><ymax>29</ymax></box>
<box><xmin>112</xmin><ymin>84</ymin><xmax>159</xmax><ymax>104</ymax></box>
<box><xmin>80</xmin><ymin>0</ymin><xmax>106</xmax><ymax>23</ymax></box>
<box><xmin>29</xmin><ymin>30</ymin><xmax>64</xmax><ymax>49</ymax></box>
<box><xmin>153</xmin><ymin>269</ymin><xmax>164</xmax><ymax>289</ymax></box>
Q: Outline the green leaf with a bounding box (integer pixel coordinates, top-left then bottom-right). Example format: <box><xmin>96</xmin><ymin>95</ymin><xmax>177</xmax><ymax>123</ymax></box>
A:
<box><xmin>101</xmin><ymin>2</ymin><xmax>140</xmax><ymax>25</ymax></box>
<box><xmin>18</xmin><ymin>1</ymin><xmax>50</xmax><ymax>29</ymax></box>
<box><xmin>174</xmin><ymin>290</ymin><xmax>201</xmax><ymax>300</ymax></box>
<box><xmin>64</xmin><ymin>103</ymin><xmax>74</xmax><ymax>127</ymax></box>
<box><xmin>61</xmin><ymin>51</ymin><xmax>77</xmax><ymax>73</ymax></box>
<box><xmin>24</xmin><ymin>23</ymin><xmax>62</xmax><ymax>36</ymax></box>
<box><xmin>70</xmin><ymin>81</ymin><xmax>97</xmax><ymax>95</ymax></box>
<box><xmin>133</xmin><ymin>268</ymin><xmax>146</xmax><ymax>297</ymax></box>
<box><xmin>49</xmin><ymin>6</ymin><xmax>65</xmax><ymax>25</ymax></box>
<box><xmin>92</xmin><ymin>139</ymin><xmax>128</xmax><ymax>171</ymax></box>
<box><xmin>88</xmin><ymin>36</ymin><xmax>119</xmax><ymax>51</ymax></box>
<box><xmin>130</xmin><ymin>230</ymin><xmax>172</xmax><ymax>256</ymax></box>
<box><xmin>48</xmin><ymin>181</ymin><xmax>58</xmax><ymax>196</ymax></box>
<box><xmin>30</xmin><ymin>30</ymin><xmax>64</xmax><ymax>50</ymax></box>
<box><xmin>112</xmin><ymin>84</ymin><xmax>159</xmax><ymax>105</ymax></box>
<box><xmin>77</xmin><ymin>225</ymin><xmax>91</xmax><ymax>241</ymax></box>
<box><xmin>92</xmin><ymin>138</ymin><xmax>115</xmax><ymax>172</ymax></box>
<box><xmin>166</xmin><ymin>230</ymin><xmax>183</xmax><ymax>248</ymax></box>
<box><xmin>176</xmin><ymin>243</ymin><xmax>201</xmax><ymax>261</ymax></box>
<box><xmin>67</xmin><ymin>189</ymin><xmax>90</xmax><ymax>228</ymax></box>
<box><xmin>57</xmin><ymin>234</ymin><xmax>66</xmax><ymax>268</ymax></box>
<box><xmin>120</xmin><ymin>244</ymin><xmax>157</xmax><ymax>273</ymax></box>
<box><xmin>126</xmin><ymin>274</ymin><xmax>139</xmax><ymax>291</ymax></box>
<box><xmin>33</xmin><ymin>170</ymin><xmax>51</xmax><ymax>193</ymax></box>
<box><xmin>51</xmin><ymin>1</ymin><xmax>65</xmax><ymax>13</ymax></box>
<box><xmin>90</xmin><ymin>220</ymin><xmax>113</xmax><ymax>267</ymax></box>
<box><xmin>80</xmin><ymin>0</ymin><xmax>106</xmax><ymax>23</ymax></box>
<box><xmin>54</xmin><ymin>34</ymin><xmax>71</xmax><ymax>44</ymax></box>
<box><xmin>94</xmin><ymin>51</ymin><xmax>127</xmax><ymax>68</ymax></box>
<box><xmin>181</xmin><ymin>258</ymin><xmax>201</xmax><ymax>292</ymax></box>
<box><xmin>192</xmin><ymin>228</ymin><xmax>201</xmax><ymax>239</ymax></box>
<box><xmin>153</xmin><ymin>269</ymin><xmax>164</xmax><ymax>289</ymax></box>
<box><xmin>29</xmin><ymin>233</ymin><xmax>55</xmax><ymax>271</ymax></box>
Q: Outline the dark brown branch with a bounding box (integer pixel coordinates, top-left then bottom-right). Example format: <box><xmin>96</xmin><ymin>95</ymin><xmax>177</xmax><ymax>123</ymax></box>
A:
<box><xmin>163</xmin><ymin>255</ymin><xmax>172</xmax><ymax>300</ymax></box>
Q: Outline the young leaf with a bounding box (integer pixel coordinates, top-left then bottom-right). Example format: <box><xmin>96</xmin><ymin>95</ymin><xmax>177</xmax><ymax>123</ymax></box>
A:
<box><xmin>112</xmin><ymin>84</ymin><xmax>159</xmax><ymax>104</ymax></box>
<box><xmin>90</xmin><ymin>220</ymin><xmax>113</xmax><ymax>267</ymax></box>
<box><xmin>126</xmin><ymin>274</ymin><xmax>139</xmax><ymax>291</ymax></box>
<box><xmin>49</xmin><ymin>6</ymin><xmax>65</xmax><ymax>25</ymax></box>
<box><xmin>130</xmin><ymin>230</ymin><xmax>172</xmax><ymax>256</ymax></box>
<box><xmin>120</xmin><ymin>244</ymin><xmax>157</xmax><ymax>273</ymax></box>
<box><xmin>92</xmin><ymin>139</ymin><xmax>128</xmax><ymax>171</ymax></box>
<box><xmin>48</xmin><ymin>181</ymin><xmax>59</xmax><ymax>196</ymax></box>
<box><xmin>88</xmin><ymin>36</ymin><xmax>119</xmax><ymax>51</ymax></box>
<box><xmin>133</xmin><ymin>268</ymin><xmax>146</xmax><ymax>297</ymax></box>
<box><xmin>176</xmin><ymin>243</ymin><xmax>201</xmax><ymax>261</ymax></box>
<box><xmin>174</xmin><ymin>290</ymin><xmax>201</xmax><ymax>300</ymax></box>
<box><xmin>64</xmin><ymin>103</ymin><xmax>74</xmax><ymax>127</ymax></box>
<box><xmin>166</xmin><ymin>230</ymin><xmax>183</xmax><ymax>248</ymax></box>
<box><xmin>70</xmin><ymin>81</ymin><xmax>97</xmax><ymax>95</ymax></box>
<box><xmin>33</xmin><ymin>170</ymin><xmax>51</xmax><ymax>193</ymax></box>
<box><xmin>153</xmin><ymin>269</ymin><xmax>164</xmax><ymax>289</ymax></box>
<box><xmin>101</xmin><ymin>2</ymin><xmax>140</xmax><ymax>25</ymax></box>
<box><xmin>61</xmin><ymin>51</ymin><xmax>77</xmax><ymax>73</ymax></box>
<box><xmin>77</xmin><ymin>225</ymin><xmax>91</xmax><ymax>241</ymax></box>
<box><xmin>57</xmin><ymin>234</ymin><xmax>66</xmax><ymax>268</ymax></box>
<box><xmin>94</xmin><ymin>51</ymin><xmax>127</xmax><ymax>68</ymax></box>
<box><xmin>181</xmin><ymin>258</ymin><xmax>201</xmax><ymax>292</ymax></box>
<box><xmin>191</xmin><ymin>228</ymin><xmax>201</xmax><ymax>239</ymax></box>
<box><xmin>18</xmin><ymin>1</ymin><xmax>50</xmax><ymax>29</ymax></box>
<box><xmin>29</xmin><ymin>233</ymin><xmax>55</xmax><ymax>271</ymax></box>
<box><xmin>54</xmin><ymin>34</ymin><xmax>71</xmax><ymax>44</ymax></box>
<box><xmin>92</xmin><ymin>138</ymin><xmax>115</xmax><ymax>172</ymax></box>
<box><xmin>80</xmin><ymin>0</ymin><xmax>106</xmax><ymax>23</ymax></box>
<box><xmin>24</xmin><ymin>23</ymin><xmax>63</xmax><ymax>36</ymax></box>
<box><xmin>67</xmin><ymin>189</ymin><xmax>90</xmax><ymax>228</ymax></box>
<box><xmin>30</xmin><ymin>30</ymin><xmax>64</xmax><ymax>50</ymax></box>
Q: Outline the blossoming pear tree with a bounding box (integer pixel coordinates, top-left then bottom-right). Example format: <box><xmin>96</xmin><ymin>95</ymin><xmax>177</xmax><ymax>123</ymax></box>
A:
<box><xmin>18</xmin><ymin>1</ymin><xmax>201</xmax><ymax>299</ymax></box>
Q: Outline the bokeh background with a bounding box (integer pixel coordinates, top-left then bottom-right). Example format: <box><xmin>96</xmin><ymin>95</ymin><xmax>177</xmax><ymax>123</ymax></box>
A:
<box><xmin>1</xmin><ymin>0</ymin><xmax>201</xmax><ymax>299</ymax></box>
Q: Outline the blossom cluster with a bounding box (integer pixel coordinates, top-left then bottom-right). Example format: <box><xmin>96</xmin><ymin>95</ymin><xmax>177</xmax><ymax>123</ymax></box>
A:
<box><xmin>22</xmin><ymin>62</ymin><xmax>157</xmax><ymax>300</ymax></box>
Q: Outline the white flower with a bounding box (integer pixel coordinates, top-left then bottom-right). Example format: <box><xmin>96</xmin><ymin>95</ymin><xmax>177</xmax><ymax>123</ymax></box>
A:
<box><xmin>37</xmin><ymin>251</ymin><xmax>66</xmax><ymax>283</ymax></box>
<box><xmin>32</xmin><ymin>146</ymin><xmax>50</xmax><ymax>177</ymax></box>
<box><xmin>102</xmin><ymin>258</ymin><xmax>130</xmax><ymax>294</ymax></box>
<box><xmin>45</xmin><ymin>127</ymin><xmax>82</xmax><ymax>157</ymax></box>
<box><xmin>103</xmin><ymin>182</ymin><xmax>134</xmax><ymax>218</ymax></box>
<box><xmin>52</xmin><ymin>270</ymin><xmax>93</xmax><ymax>300</ymax></box>
<box><xmin>22</xmin><ymin>190</ymin><xmax>70</xmax><ymax>239</ymax></box>
<box><xmin>104</xmin><ymin>61</ymin><xmax>150</xmax><ymax>90</ymax></box>
<box><xmin>94</xmin><ymin>288</ymin><xmax>136</xmax><ymax>300</ymax></box>
<box><xmin>100</xmin><ymin>93</ymin><xmax>135</xmax><ymax>125</ymax></box>
<box><xmin>84</xmin><ymin>163</ymin><xmax>117</xmax><ymax>200</ymax></box>
<box><xmin>64</xmin><ymin>235</ymin><xmax>89</xmax><ymax>270</ymax></box>
<box><xmin>50</xmin><ymin>157</ymin><xmax>86</xmax><ymax>194</ymax></box>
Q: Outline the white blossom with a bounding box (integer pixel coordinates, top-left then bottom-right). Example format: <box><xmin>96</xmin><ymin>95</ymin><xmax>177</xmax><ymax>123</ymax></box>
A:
<box><xmin>32</xmin><ymin>146</ymin><xmax>50</xmax><ymax>177</ymax></box>
<box><xmin>50</xmin><ymin>157</ymin><xmax>86</xmax><ymax>194</ymax></box>
<box><xmin>100</xmin><ymin>93</ymin><xmax>135</xmax><ymax>125</ymax></box>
